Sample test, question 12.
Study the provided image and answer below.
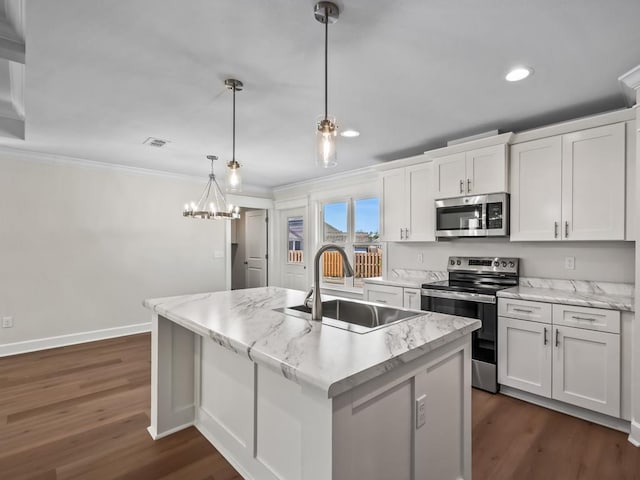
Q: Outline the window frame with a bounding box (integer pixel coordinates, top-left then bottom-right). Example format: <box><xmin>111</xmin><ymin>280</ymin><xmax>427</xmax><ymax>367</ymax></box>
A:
<box><xmin>319</xmin><ymin>195</ymin><xmax>381</xmax><ymax>290</ymax></box>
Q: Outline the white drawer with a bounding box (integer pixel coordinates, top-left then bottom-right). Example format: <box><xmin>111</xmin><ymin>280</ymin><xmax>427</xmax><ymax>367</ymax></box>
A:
<box><xmin>363</xmin><ymin>284</ymin><xmax>404</xmax><ymax>308</ymax></box>
<box><xmin>552</xmin><ymin>304</ymin><xmax>620</xmax><ymax>334</ymax></box>
<box><xmin>498</xmin><ymin>298</ymin><xmax>552</xmax><ymax>324</ymax></box>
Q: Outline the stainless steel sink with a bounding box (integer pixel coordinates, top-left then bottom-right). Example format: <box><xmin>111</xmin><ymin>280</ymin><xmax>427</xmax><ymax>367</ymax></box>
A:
<box><xmin>274</xmin><ymin>299</ymin><xmax>424</xmax><ymax>334</ymax></box>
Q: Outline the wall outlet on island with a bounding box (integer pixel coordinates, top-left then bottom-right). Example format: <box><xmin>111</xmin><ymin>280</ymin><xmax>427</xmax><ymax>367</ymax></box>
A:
<box><xmin>565</xmin><ymin>256</ymin><xmax>575</xmax><ymax>270</ymax></box>
<box><xmin>2</xmin><ymin>316</ymin><xmax>13</xmax><ymax>328</ymax></box>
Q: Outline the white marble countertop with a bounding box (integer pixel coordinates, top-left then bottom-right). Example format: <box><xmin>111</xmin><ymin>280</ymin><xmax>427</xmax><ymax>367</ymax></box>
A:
<box><xmin>498</xmin><ymin>285</ymin><xmax>634</xmax><ymax>312</ymax></box>
<box><xmin>143</xmin><ymin>287</ymin><xmax>480</xmax><ymax>398</ymax></box>
<box><xmin>364</xmin><ymin>269</ymin><xmax>448</xmax><ymax>289</ymax></box>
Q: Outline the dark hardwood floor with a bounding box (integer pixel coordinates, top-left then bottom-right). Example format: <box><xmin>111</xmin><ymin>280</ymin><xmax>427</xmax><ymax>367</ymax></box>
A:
<box><xmin>1</xmin><ymin>333</ymin><xmax>639</xmax><ymax>479</ymax></box>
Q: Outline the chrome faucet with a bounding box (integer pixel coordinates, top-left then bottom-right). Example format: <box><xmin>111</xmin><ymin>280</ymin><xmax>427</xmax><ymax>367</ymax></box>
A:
<box><xmin>307</xmin><ymin>244</ymin><xmax>354</xmax><ymax>321</ymax></box>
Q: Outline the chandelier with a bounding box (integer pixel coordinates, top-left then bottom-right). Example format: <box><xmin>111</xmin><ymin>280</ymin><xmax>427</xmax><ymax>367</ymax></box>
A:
<box><xmin>183</xmin><ymin>155</ymin><xmax>240</xmax><ymax>220</ymax></box>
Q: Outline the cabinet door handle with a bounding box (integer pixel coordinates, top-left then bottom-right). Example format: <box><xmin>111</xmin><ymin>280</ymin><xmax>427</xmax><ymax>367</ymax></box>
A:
<box><xmin>404</xmin><ymin>228</ymin><xmax>409</xmax><ymax>239</ymax></box>
<box><xmin>400</xmin><ymin>228</ymin><xmax>404</xmax><ymax>240</ymax></box>
<box><xmin>554</xmin><ymin>221</ymin><xmax>558</xmax><ymax>239</ymax></box>
<box><xmin>467</xmin><ymin>178</ymin><xmax>471</xmax><ymax>193</ymax></box>
<box><xmin>543</xmin><ymin>327</ymin><xmax>548</xmax><ymax>346</ymax></box>
<box><xmin>513</xmin><ymin>308</ymin><xmax>533</xmax><ymax>313</ymax></box>
<box><xmin>565</xmin><ymin>221</ymin><xmax>569</xmax><ymax>238</ymax></box>
<box><xmin>459</xmin><ymin>180</ymin><xmax>464</xmax><ymax>193</ymax></box>
<box><xmin>571</xmin><ymin>315</ymin><xmax>596</xmax><ymax>322</ymax></box>
<box><xmin>377</xmin><ymin>299</ymin><xmax>388</xmax><ymax>304</ymax></box>
<box><xmin>555</xmin><ymin>329</ymin><xmax>560</xmax><ymax>347</ymax></box>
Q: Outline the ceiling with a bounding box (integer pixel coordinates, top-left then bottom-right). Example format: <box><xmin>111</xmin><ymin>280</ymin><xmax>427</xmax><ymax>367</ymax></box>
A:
<box><xmin>5</xmin><ymin>0</ymin><xmax>640</xmax><ymax>189</ymax></box>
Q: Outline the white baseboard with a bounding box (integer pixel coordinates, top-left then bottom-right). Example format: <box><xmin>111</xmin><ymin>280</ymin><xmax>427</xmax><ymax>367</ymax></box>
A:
<box><xmin>0</xmin><ymin>322</ymin><xmax>151</xmax><ymax>357</ymax></box>
<box><xmin>629</xmin><ymin>420</ymin><xmax>640</xmax><ymax>447</ymax></box>
<box><xmin>500</xmin><ymin>386</ymin><xmax>631</xmax><ymax>434</ymax></box>
<box><xmin>147</xmin><ymin>422</ymin><xmax>193</xmax><ymax>441</ymax></box>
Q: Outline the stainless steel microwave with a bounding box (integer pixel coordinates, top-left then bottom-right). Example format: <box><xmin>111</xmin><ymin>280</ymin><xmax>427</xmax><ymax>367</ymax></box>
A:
<box><xmin>435</xmin><ymin>193</ymin><xmax>509</xmax><ymax>237</ymax></box>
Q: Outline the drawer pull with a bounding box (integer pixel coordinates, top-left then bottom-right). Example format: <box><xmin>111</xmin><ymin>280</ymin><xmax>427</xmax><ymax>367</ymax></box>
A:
<box><xmin>571</xmin><ymin>315</ymin><xmax>596</xmax><ymax>322</ymax></box>
<box><xmin>543</xmin><ymin>327</ymin><xmax>548</xmax><ymax>345</ymax></box>
<box><xmin>405</xmin><ymin>292</ymin><xmax>416</xmax><ymax>296</ymax></box>
<box><xmin>513</xmin><ymin>308</ymin><xmax>533</xmax><ymax>313</ymax></box>
<box><xmin>555</xmin><ymin>329</ymin><xmax>560</xmax><ymax>347</ymax></box>
<box><xmin>376</xmin><ymin>299</ymin><xmax>388</xmax><ymax>303</ymax></box>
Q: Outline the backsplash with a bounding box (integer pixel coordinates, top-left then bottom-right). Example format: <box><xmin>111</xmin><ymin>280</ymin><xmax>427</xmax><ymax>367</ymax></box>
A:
<box><xmin>389</xmin><ymin>268</ymin><xmax>447</xmax><ymax>282</ymax></box>
<box><xmin>387</xmin><ymin>238</ymin><xmax>635</xmax><ymax>283</ymax></box>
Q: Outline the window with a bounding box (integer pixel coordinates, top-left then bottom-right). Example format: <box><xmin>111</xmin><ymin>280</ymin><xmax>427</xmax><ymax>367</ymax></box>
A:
<box><xmin>321</xmin><ymin>197</ymin><xmax>381</xmax><ymax>289</ymax></box>
<box><xmin>287</xmin><ymin>216</ymin><xmax>304</xmax><ymax>264</ymax></box>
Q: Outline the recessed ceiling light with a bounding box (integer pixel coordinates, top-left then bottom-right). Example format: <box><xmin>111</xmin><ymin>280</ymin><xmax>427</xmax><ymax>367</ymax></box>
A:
<box><xmin>340</xmin><ymin>129</ymin><xmax>360</xmax><ymax>138</ymax></box>
<box><xmin>505</xmin><ymin>67</ymin><xmax>533</xmax><ymax>82</ymax></box>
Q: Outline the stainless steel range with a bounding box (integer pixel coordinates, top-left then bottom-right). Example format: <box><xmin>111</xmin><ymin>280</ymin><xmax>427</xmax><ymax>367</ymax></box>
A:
<box><xmin>421</xmin><ymin>256</ymin><xmax>519</xmax><ymax>393</ymax></box>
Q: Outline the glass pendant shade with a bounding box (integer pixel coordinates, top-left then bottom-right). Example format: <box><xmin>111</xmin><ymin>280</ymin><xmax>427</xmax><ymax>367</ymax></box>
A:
<box><xmin>315</xmin><ymin>116</ymin><xmax>337</xmax><ymax>167</ymax></box>
<box><xmin>226</xmin><ymin>159</ymin><xmax>242</xmax><ymax>192</ymax></box>
<box><xmin>183</xmin><ymin>156</ymin><xmax>240</xmax><ymax>220</ymax></box>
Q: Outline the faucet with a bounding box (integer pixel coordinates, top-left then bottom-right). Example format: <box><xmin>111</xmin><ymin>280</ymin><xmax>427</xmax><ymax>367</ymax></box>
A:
<box><xmin>307</xmin><ymin>244</ymin><xmax>354</xmax><ymax>321</ymax></box>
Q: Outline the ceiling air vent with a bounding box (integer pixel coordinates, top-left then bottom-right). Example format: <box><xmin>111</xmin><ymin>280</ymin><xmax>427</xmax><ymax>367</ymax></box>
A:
<box><xmin>143</xmin><ymin>137</ymin><xmax>170</xmax><ymax>148</ymax></box>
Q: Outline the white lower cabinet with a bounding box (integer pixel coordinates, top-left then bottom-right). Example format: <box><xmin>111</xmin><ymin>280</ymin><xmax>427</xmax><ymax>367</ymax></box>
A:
<box><xmin>498</xmin><ymin>299</ymin><xmax>621</xmax><ymax>417</ymax></box>
<box><xmin>363</xmin><ymin>283</ymin><xmax>404</xmax><ymax>308</ymax></box>
<box><xmin>498</xmin><ymin>317</ymin><xmax>552</xmax><ymax>397</ymax></box>
<box><xmin>552</xmin><ymin>325</ymin><xmax>620</xmax><ymax>417</ymax></box>
<box><xmin>403</xmin><ymin>288</ymin><xmax>421</xmax><ymax>310</ymax></box>
<box><xmin>363</xmin><ymin>283</ymin><xmax>422</xmax><ymax>310</ymax></box>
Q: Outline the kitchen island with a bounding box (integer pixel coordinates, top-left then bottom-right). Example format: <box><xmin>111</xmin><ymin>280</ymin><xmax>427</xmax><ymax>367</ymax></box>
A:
<box><xmin>143</xmin><ymin>287</ymin><xmax>480</xmax><ymax>480</ymax></box>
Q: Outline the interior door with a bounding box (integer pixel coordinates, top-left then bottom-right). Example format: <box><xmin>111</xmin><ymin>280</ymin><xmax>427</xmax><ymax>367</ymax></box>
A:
<box><xmin>280</xmin><ymin>207</ymin><xmax>308</xmax><ymax>291</ymax></box>
<box><xmin>245</xmin><ymin>209</ymin><xmax>268</xmax><ymax>288</ymax></box>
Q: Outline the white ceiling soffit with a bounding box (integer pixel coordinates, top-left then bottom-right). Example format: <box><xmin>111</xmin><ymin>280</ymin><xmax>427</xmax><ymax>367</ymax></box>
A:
<box><xmin>4</xmin><ymin>0</ymin><xmax>640</xmax><ymax>188</ymax></box>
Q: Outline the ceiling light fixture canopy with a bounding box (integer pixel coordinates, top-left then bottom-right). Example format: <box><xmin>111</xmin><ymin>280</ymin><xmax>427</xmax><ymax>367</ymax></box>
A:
<box><xmin>225</xmin><ymin>78</ymin><xmax>243</xmax><ymax>192</ymax></box>
<box><xmin>314</xmin><ymin>1</ymin><xmax>340</xmax><ymax>168</ymax></box>
<box><xmin>183</xmin><ymin>155</ymin><xmax>240</xmax><ymax>220</ymax></box>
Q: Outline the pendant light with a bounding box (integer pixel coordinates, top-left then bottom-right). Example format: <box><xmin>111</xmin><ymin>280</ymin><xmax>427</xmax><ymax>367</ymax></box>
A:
<box><xmin>314</xmin><ymin>2</ymin><xmax>340</xmax><ymax>168</ymax></box>
<box><xmin>183</xmin><ymin>155</ymin><xmax>240</xmax><ymax>220</ymax></box>
<box><xmin>225</xmin><ymin>78</ymin><xmax>243</xmax><ymax>191</ymax></box>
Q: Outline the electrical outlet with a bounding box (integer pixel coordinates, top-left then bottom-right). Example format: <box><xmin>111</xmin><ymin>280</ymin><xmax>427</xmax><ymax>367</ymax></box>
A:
<box><xmin>213</xmin><ymin>250</ymin><xmax>224</xmax><ymax>259</ymax></box>
<box><xmin>415</xmin><ymin>394</ymin><xmax>426</xmax><ymax>429</ymax></box>
<box><xmin>417</xmin><ymin>253</ymin><xmax>424</xmax><ymax>264</ymax></box>
<box><xmin>2</xmin><ymin>316</ymin><xmax>13</xmax><ymax>328</ymax></box>
<box><xmin>565</xmin><ymin>256</ymin><xmax>575</xmax><ymax>270</ymax></box>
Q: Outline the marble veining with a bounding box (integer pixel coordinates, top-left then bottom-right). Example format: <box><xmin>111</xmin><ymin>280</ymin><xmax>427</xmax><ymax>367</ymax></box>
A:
<box><xmin>364</xmin><ymin>269</ymin><xmax>448</xmax><ymax>288</ymax></box>
<box><xmin>519</xmin><ymin>277</ymin><xmax>634</xmax><ymax>297</ymax></box>
<box><xmin>144</xmin><ymin>287</ymin><xmax>480</xmax><ymax>397</ymax></box>
<box><xmin>499</xmin><ymin>282</ymin><xmax>634</xmax><ymax>312</ymax></box>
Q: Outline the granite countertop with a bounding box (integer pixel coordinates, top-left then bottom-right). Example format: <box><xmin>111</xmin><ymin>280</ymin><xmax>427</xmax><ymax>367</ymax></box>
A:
<box><xmin>143</xmin><ymin>287</ymin><xmax>480</xmax><ymax>398</ymax></box>
<box><xmin>497</xmin><ymin>278</ymin><xmax>634</xmax><ymax>312</ymax></box>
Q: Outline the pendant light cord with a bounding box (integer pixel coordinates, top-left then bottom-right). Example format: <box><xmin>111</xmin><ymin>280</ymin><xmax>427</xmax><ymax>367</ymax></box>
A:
<box><xmin>324</xmin><ymin>6</ymin><xmax>328</xmax><ymax>121</ymax></box>
<box><xmin>232</xmin><ymin>85</ymin><xmax>236</xmax><ymax>162</ymax></box>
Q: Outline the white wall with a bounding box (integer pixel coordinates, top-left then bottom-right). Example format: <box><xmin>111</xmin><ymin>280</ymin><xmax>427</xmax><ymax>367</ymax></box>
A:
<box><xmin>0</xmin><ymin>153</ymin><xmax>228</xmax><ymax>347</ymax></box>
<box><xmin>388</xmin><ymin>239</ymin><xmax>635</xmax><ymax>282</ymax></box>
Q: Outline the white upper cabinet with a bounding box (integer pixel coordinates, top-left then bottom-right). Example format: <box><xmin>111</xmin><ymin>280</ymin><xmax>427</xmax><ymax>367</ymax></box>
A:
<box><xmin>381</xmin><ymin>169</ymin><xmax>405</xmax><ymax>242</ymax></box>
<box><xmin>381</xmin><ymin>160</ymin><xmax>435</xmax><ymax>242</ymax></box>
<box><xmin>510</xmin><ymin>137</ymin><xmax>563</xmax><ymax>241</ymax></box>
<box><xmin>434</xmin><ymin>144</ymin><xmax>508</xmax><ymax>199</ymax></box>
<box><xmin>510</xmin><ymin>123</ymin><xmax>626</xmax><ymax>242</ymax></box>
<box><xmin>433</xmin><ymin>152</ymin><xmax>466</xmax><ymax>198</ymax></box>
<box><xmin>561</xmin><ymin>124</ymin><xmax>625</xmax><ymax>240</ymax></box>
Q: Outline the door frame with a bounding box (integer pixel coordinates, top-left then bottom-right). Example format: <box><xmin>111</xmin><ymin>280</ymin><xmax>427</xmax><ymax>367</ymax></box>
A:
<box><xmin>225</xmin><ymin>194</ymin><xmax>275</xmax><ymax>291</ymax></box>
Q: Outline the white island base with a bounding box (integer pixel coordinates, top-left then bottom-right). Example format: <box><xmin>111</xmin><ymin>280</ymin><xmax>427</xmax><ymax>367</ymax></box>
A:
<box><xmin>149</xmin><ymin>313</ymin><xmax>472</xmax><ymax>480</ymax></box>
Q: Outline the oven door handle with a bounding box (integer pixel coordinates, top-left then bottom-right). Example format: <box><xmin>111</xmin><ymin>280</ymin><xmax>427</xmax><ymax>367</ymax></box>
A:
<box><xmin>421</xmin><ymin>289</ymin><xmax>496</xmax><ymax>304</ymax></box>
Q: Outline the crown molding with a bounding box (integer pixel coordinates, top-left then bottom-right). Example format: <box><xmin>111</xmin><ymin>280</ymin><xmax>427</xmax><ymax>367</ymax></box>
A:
<box><xmin>619</xmin><ymin>64</ymin><xmax>640</xmax><ymax>106</ymax></box>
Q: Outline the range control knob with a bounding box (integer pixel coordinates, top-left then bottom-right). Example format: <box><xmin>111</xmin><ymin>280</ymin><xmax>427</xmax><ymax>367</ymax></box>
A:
<box><xmin>493</xmin><ymin>261</ymin><xmax>499</xmax><ymax>267</ymax></box>
<box><xmin>508</xmin><ymin>261</ymin><xmax>515</xmax><ymax>268</ymax></box>
<box><xmin>450</xmin><ymin>260</ymin><xmax>455</xmax><ymax>266</ymax></box>
<box><xmin>501</xmin><ymin>261</ymin><xmax>507</xmax><ymax>267</ymax></box>
<box><xmin>456</xmin><ymin>260</ymin><xmax>461</xmax><ymax>266</ymax></box>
